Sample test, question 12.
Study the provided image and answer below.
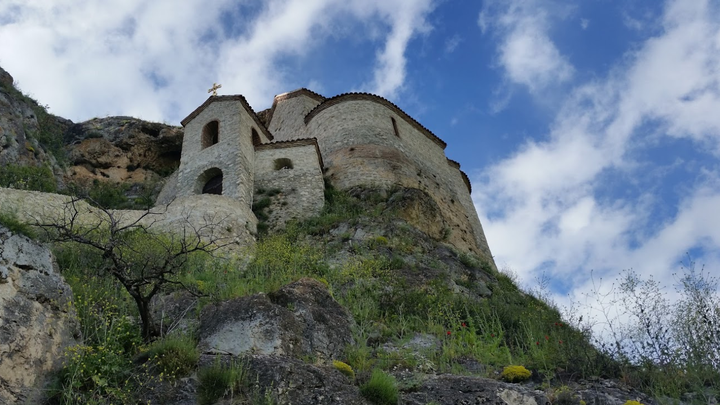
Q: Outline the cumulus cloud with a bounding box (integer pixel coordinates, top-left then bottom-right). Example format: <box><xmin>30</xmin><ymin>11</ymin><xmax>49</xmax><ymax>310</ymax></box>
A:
<box><xmin>0</xmin><ymin>0</ymin><xmax>436</xmax><ymax>123</ymax></box>
<box><xmin>479</xmin><ymin>0</ymin><xmax>574</xmax><ymax>93</ymax></box>
<box><xmin>473</xmin><ymin>0</ymin><xmax>720</xmax><ymax>301</ymax></box>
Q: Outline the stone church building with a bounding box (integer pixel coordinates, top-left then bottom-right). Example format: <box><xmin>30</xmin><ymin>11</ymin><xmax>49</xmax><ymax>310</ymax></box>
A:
<box><xmin>157</xmin><ymin>89</ymin><xmax>493</xmax><ymax>261</ymax></box>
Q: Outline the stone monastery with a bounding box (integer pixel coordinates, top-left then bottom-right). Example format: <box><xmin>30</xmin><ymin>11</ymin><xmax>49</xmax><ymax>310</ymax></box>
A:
<box><xmin>157</xmin><ymin>89</ymin><xmax>492</xmax><ymax>262</ymax></box>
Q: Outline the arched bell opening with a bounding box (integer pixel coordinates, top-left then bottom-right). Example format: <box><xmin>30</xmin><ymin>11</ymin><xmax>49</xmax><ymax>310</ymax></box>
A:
<box><xmin>201</xmin><ymin>120</ymin><xmax>220</xmax><ymax>149</ymax></box>
<box><xmin>196</xmin><ymin>167</ymin><xmax>223</xmax><ymax>195</ymax></box>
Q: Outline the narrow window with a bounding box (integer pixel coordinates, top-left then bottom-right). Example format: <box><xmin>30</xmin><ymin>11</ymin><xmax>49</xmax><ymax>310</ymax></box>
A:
<box><xmin>201</xmin><ymin>120</ymin><xmax>219</xmax><ymax>149</ymax></box>
<box><xmin>391</xmin><ymin>117</ymin><xmax>400</xmax><ymax>137</ymax></box>
<box><xmin>252</xmin><ymin>128</ymin><xmax>261</xmax><ymax>147</ymax></box>
<box><xmin>274</xmin><ymin>158</ymin><xmax>293</xmax><ymax>170</ymax></box>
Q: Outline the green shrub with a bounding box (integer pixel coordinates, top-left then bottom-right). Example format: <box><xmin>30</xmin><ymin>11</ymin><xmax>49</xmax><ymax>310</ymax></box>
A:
<box><xmin>252</xmin><ymin>197</ymin><xmax>271</xmax><ymax>212</ymax></box>
<box><xmin>0</xmin><ymin>212</ymin><xmax>37</xmax><ymax>239</ymax></box>
<box><xmin>51</xmin><ymin>266</ymin><xmax>144</xmax><ymax>404</ymax></box>
<box><xmin>501</xmin><ymin>365</ymin><xmax>531</xmax><ymax>382</ymax></box>
<box><xmin>197</xmin><ymin>360</ymin><xmax>246</xmax><ymax>405</ymax></box>
<box><xmin>623</xmin><ymin>401</ymin><xmax>643</xmax><ymax>405</ymax></box>
<box><xmin>76</xmin><ymin>180</ymin><xmax>130</xmax><ymax>209</ymax></box>
<box><xmin>550</xmin><ymin>386</ymin><xmax>581</xmax><ymax>405</ymax></box>
<box><xmin>360</xmin><ymin>369</ymin><xmax>398</xmax><ymax>405</ymax></box>
<box><xmin>148</xmin><ymin>335</ymin><xmax>199</xmax><ymax>378</ymax></box>
<box><xmin>0</xmin><ymin>164</ymin><xmax>57</xmax><ymax>192</ymax></box>
<box><xmin>333</xmin><ymin>360</ymin><xmax>355</xmax><ymax>379</ymax></box>
<box><xmin>372</xmin><ymin>236</ymin><xmax>388</xmax><ymax>246</ymax></box>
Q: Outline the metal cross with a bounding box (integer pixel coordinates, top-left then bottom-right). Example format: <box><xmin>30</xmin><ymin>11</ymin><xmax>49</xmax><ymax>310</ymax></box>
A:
<box><xmin>208</xmin><ymin>83</ymin><xmax>222</xmax><ymax>96</ymax></box>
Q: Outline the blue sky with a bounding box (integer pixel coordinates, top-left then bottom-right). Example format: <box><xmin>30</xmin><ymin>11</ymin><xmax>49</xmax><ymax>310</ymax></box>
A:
<box><xmin>1</xmin><ymin>0</ymin><xmax>720</xmax><ymax>317</ymax></box>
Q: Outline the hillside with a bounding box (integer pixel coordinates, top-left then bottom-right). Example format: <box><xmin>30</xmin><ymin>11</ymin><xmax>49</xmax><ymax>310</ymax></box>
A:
<box><xmin>0</xmin><ymin>66</ymin><xmax>714</xmax><ymax>405</ymax></box>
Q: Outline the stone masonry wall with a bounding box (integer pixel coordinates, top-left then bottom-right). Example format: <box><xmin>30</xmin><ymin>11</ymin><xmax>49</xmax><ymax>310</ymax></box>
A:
<box><xmin>0</xmin><ymin>188</ymin><xmax>257</xmax><ymax>249</ymax></box>
<box><xmin>267</xmin><ymin>91</ymin><xmax>324</xmax><ymax>142</ymax></box>
<box><xmin>305</xmin><ymin>98</ymin><xmax>493</xmax><ymax>261</ymax></box>
<box><xmin>177</xmin><ymin>100</ymin><xmax>257</xmax><ymax>208</ymax></box>
<box><xmin>254</xmin><ymin>141</ymin><xmax>324</xmax><ymax>230</ymax></box>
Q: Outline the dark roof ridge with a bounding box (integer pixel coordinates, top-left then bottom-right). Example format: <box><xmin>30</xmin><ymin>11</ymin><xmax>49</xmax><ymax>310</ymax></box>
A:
<box><xmin>303</xmin><ymin>92</ymin><xmax>447</xmax><ymax>150</ymax></box>
<box><xmin>276</xmin><ymin>88</ymin><xmax>325</xmax><ymax>102</ymax></box>
<box><xmin>264</xmin><ymin>88</ymin><xmax>326</xmax><ymax>129</ymax></box>
<box><xmin>447</xmin><ymin>158</ymin><xmax>472</xmax><ymax>193</ymax></box>
<box><xmin>257</xmin><ymin>137</ymin><xmax>317</xmax><ymax>147</ymax></box>
<box><xmin>180</xmin><ymin>95</ymin><xmax>274</xmax><ymax>141</ymax></box>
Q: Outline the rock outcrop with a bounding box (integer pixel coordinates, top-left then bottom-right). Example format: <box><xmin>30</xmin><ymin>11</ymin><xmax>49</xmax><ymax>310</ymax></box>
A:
<box><xmin>1</xmin><ymin>65</ymin><xmax>183</xmax><ymax>201</ymax></box>
<box><xmin>0</xmin><ymin>68</ymin><xmax>68</xmax><ymax>173</ymax></box>
<box><xmin>64</xmin><ymin>117</ymin><xmax>183</xmax><ymax>186</ymax></box>
<box><xmin>243</xmin><ymin>354</ymin><xmax>369</xmax><ymax>405</ymax></box>
<box><xmin>0</xmin><ymin>225</ymin><xmax>79</xmax><ymax>404</ymax></box>
<box><xmin>199</xmin><ymin>278</ymin><xmax>354</xmax><ymax>361</ymax></box>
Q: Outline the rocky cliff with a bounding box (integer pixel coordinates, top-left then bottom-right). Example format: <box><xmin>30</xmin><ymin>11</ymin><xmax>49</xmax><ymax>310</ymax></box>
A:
<box><xmin>0</xmin><ymin>65</ymin><xmax>182</xmax><ymax>203</ymax></box>
<box><xmin>0</xmin><ymin>225</ymin><xmax>79</xmax><ymax>404</ymax></box>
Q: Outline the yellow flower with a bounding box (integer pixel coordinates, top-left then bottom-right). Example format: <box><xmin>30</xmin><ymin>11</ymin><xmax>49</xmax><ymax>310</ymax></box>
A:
<box><xmin>501</xmin><ymin>365</ymin><xmax>531</xmax><ymax>383</ymax></box>
<box><xmin>332</xmin><ymin>360</ymin><xmax>355</xmax><ymax>379</ymax></box>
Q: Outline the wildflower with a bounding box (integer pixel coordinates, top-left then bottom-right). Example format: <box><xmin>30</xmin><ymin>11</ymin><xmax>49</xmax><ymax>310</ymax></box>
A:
<box><xmin>545</xmin><ymin>336</ymin><xmax>549</xmax><ymax>340</ymax></box>
<box><xmin>559</xmin><ymin>340</ymin><xmax>563</xmax><ymax>344</ymax></box>
<box><xmin>491</xmin><ymin>333</ymin><xmax>495</xmax><ymax>337</ymax></box>
<box><xmin>461</xmin><ymin>323</ymin><xmax>467</xmax><ymax>327</ymax></box>
<box><xmin>446</xmin><ymin>331</ymin><xmax>451</xmax><ymax>336</ymax></box>
<box><xmin>536</xmin><ymin>341</ymin><xmax>540</xmax><ymax>345</ymax></box>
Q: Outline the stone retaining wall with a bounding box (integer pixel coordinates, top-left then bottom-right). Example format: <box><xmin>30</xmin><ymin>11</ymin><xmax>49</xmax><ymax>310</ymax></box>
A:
<box><xmin>0</xmin><ymin>188</ymin><xmax>257</xmax><ymax>249</ymax></box>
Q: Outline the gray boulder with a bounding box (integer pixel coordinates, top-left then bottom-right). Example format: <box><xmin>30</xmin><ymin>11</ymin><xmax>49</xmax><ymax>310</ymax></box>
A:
<box><xmin>245</xmin><ymin>354</ymin><xmax>370</xmax><ymax>405</ymax></box>
<box><xmin>0</xmin><ymin>225</ymin><xmax>80</xmax><ymax>404</ymax></box>
<box><xmin>199</xmin><ymin>278</ymin><xmax>354</xmax><ymax>361</ymax></box>
<box><xmin>400</xmin><ymin>374</ymin><xmax>550</xmax><ymax>405</ymax></box>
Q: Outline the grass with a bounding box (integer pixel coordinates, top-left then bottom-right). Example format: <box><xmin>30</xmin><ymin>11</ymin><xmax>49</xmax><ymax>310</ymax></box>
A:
<box><xmin>197</xmin><ymin>359</ymin><xmax>247</xmax><ymax>405</ymax></box>
<box><xmin>0</xmin><ymin>211</ymin><xmax>37</xmax><ymax>239</ymax></box>
<box><xmin>147</xmin><ymin>334</ymin><xmax>199</xmax><ymax>378</ymax></box>
<box><xmin>360</xmin><ymin>369</ymin><xmax>399</xmax><ymax>405</ymax></box>
<box><xmin>51</xmin><ymin>243</ymin><xmax>146</xmax><ymax>404</ymax></box>
<box><xmin>41</xmin><ymin>185</ymin><xmax>719</xmax><ymax>404</ymax></box>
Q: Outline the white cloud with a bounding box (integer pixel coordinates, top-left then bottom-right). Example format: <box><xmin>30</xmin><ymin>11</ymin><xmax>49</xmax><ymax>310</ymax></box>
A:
<box><xmin>360</xmin><ymin>0</ymin><xmax>435</xmax><ymax>99</ymax></box>
<box><xmin>580</xmin><ymin>18</ymin><xmax>589</xmax><ymax>30</ymax></box>
<box><xmin>473</xmin><ymin>0</ymin><xmax>720</xmax><ymax>300</ymax></box>
<box><xmin>0</xmin><ymin>0</ymin><xmax>437</xmax><ymax>122</ymax></box>
<box><xmin>445</xmin><ymin>34</ymin><xmax>461</xmax><ymax>54</ymax></box>
<box><xmin>479</xmin><ymin>0</ymin><xmax>574</xmax><ymax>93</ymax></box>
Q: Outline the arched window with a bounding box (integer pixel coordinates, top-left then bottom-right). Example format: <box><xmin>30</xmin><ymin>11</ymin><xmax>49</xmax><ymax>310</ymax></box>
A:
<box><xmin>274</xmin><ymin>158</ymin><xmax>293</xmax><ymax>170</ymax></box>
<box><xmin>252</xmin><ymin>128</ymin><xmax>261</xmax><ymax>147</ymax></box>
<box><xmin>201</xmin><ymin>120</ymin><xmax>219</xmax><ymax>149</ymax></box>
<box><xmin>391</xmin><ymin>117</ymin><xmax>400</xmax><ymax>137</ymax></box>
<box><xmin>196</xmin><ymin>167</ymin><xmax>223</xmax><ymax>195</ymax></box>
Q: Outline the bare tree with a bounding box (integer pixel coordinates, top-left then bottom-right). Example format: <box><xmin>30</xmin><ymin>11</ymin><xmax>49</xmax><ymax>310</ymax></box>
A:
<box><xmin>36</xmin><ymin>197</ymin><xmax>233</xmax><ymax>341</ymax></box>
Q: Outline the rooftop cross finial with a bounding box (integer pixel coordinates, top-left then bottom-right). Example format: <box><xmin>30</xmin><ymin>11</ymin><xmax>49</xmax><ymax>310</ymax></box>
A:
<box><xmin>208</xmin><ymin>83</ymin><xmax>222</xmax><ymax>96</ymax></box>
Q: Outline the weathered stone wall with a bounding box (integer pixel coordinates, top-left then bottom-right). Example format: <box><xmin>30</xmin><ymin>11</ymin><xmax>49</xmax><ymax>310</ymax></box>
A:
<box><xmin>176</xmin><ymin>99</ymin><xmax>259</xmax><ymax>208</ymax></box>
<box><xmin>305</xmin><ymin>98</ymin><xmax>493</xmax><ymax>262</ymax></box>
<box><xmin>254</xmin><ymin>141</ymin><xmax>324</xmax><ymax>229</ymax></box>
<box><xmin>266</xmin><ymin>90</ymin><xmax>324</xmax><ymax>142</ymax></box>
<box><xmin>0</xmin><ymin>188</ymin><xmax>257</xmax><ymax>249</ymax></box>
<box><xmin>446</xmin><ymin>161</ymin><xmax>493</xmax><ymax>262</ymax></box>
<box><xmin>155</xmin><ymin>170</ymin><xmax>179</xmax><ymax>205</ymax></box>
